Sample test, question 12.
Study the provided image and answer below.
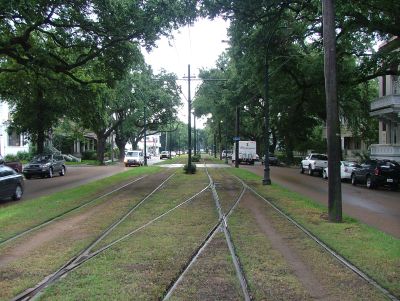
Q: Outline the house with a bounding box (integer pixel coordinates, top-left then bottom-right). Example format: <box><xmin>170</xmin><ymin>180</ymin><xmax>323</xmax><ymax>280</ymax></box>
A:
<box><xmin>369</xmin><ymin>39</ymin><xmax>400</xmax><ymax>162</ymax></box>
<box><xmin>0</xmin><ymin>102</ymin><xmax>29</xmax><ymax>156</ymax></box>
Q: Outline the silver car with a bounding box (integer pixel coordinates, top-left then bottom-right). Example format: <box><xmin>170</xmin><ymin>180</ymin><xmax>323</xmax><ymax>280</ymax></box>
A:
<box><xmin>124</xmin><ymin>150</ymin><xmax>144</xmax><ymax>167</ymax></box>
<box><xmin>323</xmin><ymin>161</ymin><xmax>359</xmax><ymax>181</ymax></box>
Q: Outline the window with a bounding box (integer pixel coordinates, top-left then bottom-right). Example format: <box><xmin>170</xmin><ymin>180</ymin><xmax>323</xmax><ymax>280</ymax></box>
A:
<box><xmin>8</xmin><ymin>131</ymin><xmax>21</xmax><ymax>146</ymax></box>
<box><xmin>382</xmin><ymin>76</ymin><xmax>386</xmax><ymax>96</ymax></box>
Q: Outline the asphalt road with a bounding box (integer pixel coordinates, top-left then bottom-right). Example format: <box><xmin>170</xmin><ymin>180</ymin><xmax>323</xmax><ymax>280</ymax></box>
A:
<box><xmin>242</xmin><ymin>164</ymin><xmax>400</xmax><ymax>238</ymax></box>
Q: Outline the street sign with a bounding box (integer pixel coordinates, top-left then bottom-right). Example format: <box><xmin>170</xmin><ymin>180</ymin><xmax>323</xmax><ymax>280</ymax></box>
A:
<box><xmin>233</xmin><ymin>136</ymin><xmax>240</xmax><ymax>141</ymax></box>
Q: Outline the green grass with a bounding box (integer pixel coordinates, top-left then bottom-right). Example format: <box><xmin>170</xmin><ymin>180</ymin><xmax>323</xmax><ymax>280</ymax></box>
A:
<box><xmin>0</xmin><ymin>166</ymin><xmax>163</xmax><ymax>242</ymax></box>
<box><xmin>228</xmin><ymin>167</ymin><xmax>400</xmax><ymax>297</ymax></box>
<box><xmin>39</xmin><ymin>179</ymin><xmax>219</xmax><ymax>300</ymax></box>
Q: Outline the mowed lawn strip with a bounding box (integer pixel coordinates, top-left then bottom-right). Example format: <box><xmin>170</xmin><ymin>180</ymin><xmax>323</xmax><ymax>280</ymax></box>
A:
<box><xmin>39</xmin><ymin>189</ymin><xmax>219</xmax><ymax>300</ymax></box>
<box><xmin>169</xmin><ymin>232</ymin><xmax>243</xmax><ymax>301</ymax></box>
<box><xmin>228</xmin><ymin>200</ymin><xmax>310</xmax><ymax>300</ymax></box>
<box><xmin>208</xmin><ymin>168</ymin><xmax>243</xmax><ymax>214</ymax></box>
<box><xmin>229</xmin><ymin>192</ymin><xmax>388</xmax><ymax>300</ymax></box>
<box><xmin>0</xmin><ymin>172</ymin><xmax>172</xmax><ymax>300</ymax></box>
<box><xmin>229</xmin><ymin>167</ymin><xmax>400</xmax><ymax>297</ymax></box>
<box><xmin>92</xmin><ymin>170</ymin><xmax>210</xmax><ymax>251</ymax></box>
<box><xmin>0</xmin><ymin>166</ymin><xmax>163</xmax><ymax>242</ymax></box>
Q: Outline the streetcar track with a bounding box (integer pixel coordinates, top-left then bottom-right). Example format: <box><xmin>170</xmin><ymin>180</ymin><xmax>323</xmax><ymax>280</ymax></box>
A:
<box><xmin>0</xmin><ymin>175</ymin><xmax>148</xmax><ymax>247</ymax></box>
<box><xmin>11</xmin><ymin>172</ymin><xmax>213</xmax><ymax>301</ymax></box>
<box><xmin>233</xmin><ymin>175</ymin><xmax>399</xmax><ymax>301</ymax></box>
<box><xmin>162</xmin><ymin>164</ymin><xmax>249</xmax><ymax>300</ymax></box>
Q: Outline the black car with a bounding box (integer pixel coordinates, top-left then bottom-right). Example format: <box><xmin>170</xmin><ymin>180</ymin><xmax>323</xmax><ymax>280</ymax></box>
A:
<box><xmin>351</xmin><ymin>159</ymin><xmax>400</xmax><ymax>190</ymax></box>
<box><xmin>23</xmin><ymin>154</ymin><xmax>66</xmax><ymax>179</ymax></box>
<box><xmin>261</xmin><ymin>154</ymin><xmax>279</xmax><ymax>166</ymax></box>
<box><xmin>0</xmin><ymin>165</ymin><xmax>24</xmax><ymax>200</ymax></box>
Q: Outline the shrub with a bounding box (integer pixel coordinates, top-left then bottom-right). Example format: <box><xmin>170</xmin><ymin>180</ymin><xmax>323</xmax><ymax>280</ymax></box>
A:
<box><xmin>4</xmin><ymin>154</ymin><xmax>18</xmax><ymax>162</ymax></box>
<box><xmin>183</xmin><ymin>163</ymin><xmax>197</xmax><ymax>174</ymax></box>
<box><xmin>82</xmin><ymin>150</ymin><xmax>97</xmax><ymax>160</ymax></box>
<box><xmin>192</xmin><ymin>154</ymin><xmax>201</xmax><ymax>162</ymax></box>
<box><xmin>16</xmin><ymin>151</ymin><xmax>32</xmax><ymax>161</ymax></box>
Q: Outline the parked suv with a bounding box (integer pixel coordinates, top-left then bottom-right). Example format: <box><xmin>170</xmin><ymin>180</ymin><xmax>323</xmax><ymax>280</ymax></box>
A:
<box><xmin>351</xmin><ymin>159</ymin><xmax>400</xmax><ymax>190</ymax></box>
<box><xmin>23</xmin><ymin>154</ymin><xmax>66</xmax><ymax>179</ymax></box>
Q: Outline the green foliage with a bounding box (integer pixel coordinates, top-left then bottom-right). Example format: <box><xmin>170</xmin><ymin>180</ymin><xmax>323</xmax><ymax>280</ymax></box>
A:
<box><xmin>4</xmin><ymin>154</ymin><xmax>18</xmax><ymax>162</ymax></box>
<box><xmin>16</xmin><ymin>151</ymin><xmax>32</xmax><ymax>161</ymax></box>
<box><xmin>82</xmin><ymin>151</ymin><xmax>97</xmax><ymax>161</ymax></box>
<box><xmin>183</xmin><ymin>163</ymin><xmax>197</xmax><ymax>174</ymax></box>
<box><xmin>192</xmin><ymin>154</ymin><xmax>201</xmax><ymax>162</ymax></box>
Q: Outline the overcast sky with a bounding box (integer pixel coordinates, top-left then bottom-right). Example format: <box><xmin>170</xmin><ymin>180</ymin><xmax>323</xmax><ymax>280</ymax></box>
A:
<box><xmin>143</xmin><ymin>17</ymin><xmax>230</xmax><ymax>127</ymax></box>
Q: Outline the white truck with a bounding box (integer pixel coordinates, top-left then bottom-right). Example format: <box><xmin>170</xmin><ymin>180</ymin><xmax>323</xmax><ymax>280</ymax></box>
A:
<box><xmin>300</xmin><ymin>153</ymin><xmax>328</xmax><ymax>176</ymax></box>
<box><xmin>232</xmin><ymin>141</ymin><xmax>257</xmax><ymax>165</ymax></box>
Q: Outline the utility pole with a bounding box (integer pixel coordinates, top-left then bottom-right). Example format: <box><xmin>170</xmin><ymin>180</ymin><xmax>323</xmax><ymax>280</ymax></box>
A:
<box><xmin>194</xmin><ymin>115</ymin><xmax>197</xmax><ymax>155</ymax></box>
<box><xmin>263</xmin><ymin>56</ymin><xmax>271</xmax><ymax>185</ymax></box>
<box><xmin>143</xmin><ymin>103</ymin><xmax>147</xmax><ymax>166</ymax></box>
<box><xmin>187</xmin><ymin>64</ymin><xmax>192</xmax><ymax>169</ymax></box>
<box><xmin>225</xmin><ymin>117</ymin><xmax>228</xmax><ymax>164</ymax></box>
<box><xmin>323</xmin><ymin>0</ymin><xmax>342</xmax><ymax>222</ymax></box>
<box><xmin>234</xmin><ymin>106</ymin><xmax>239</xmax><ymax>168</ymax></box>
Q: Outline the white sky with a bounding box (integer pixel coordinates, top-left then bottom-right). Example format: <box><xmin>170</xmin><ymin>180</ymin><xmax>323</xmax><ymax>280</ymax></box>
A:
<box><xmin>142</xmin><ymin>17</ymin><xmax>230</xmax><ymax>127</ymax></box>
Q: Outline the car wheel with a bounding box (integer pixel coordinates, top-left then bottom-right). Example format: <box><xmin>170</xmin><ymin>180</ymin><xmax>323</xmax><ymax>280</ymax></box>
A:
<box><xmin>12</xmin><ymin>185</ymin><xmax>23</xmax><ymax>201</ymax></box>
<box><xmin>323</xmin><ymin>170</ymin><xmax>327</xmax><ymax>179</ymax></box>
<box><xmin>351</xmin><ymin>174</ymin><xmax>357</xmax><ymax>185</ymax></box>
<box><xmin>48</xmin><ymin>168</ymin><xmax>53</xmax><ymax>178</ymax></box>
<box><xmin>300</xmin><ymin>165</ymin><xmax>304</xmax><ymax>174</ymax></box>
<box><xmin>308</xmin><ymin>165</ymin><xmax>313</xmax><ymax>176</ymax></box>
<box><xmin>25</xmin><ymin>174</ymin><xmax>31</xmax><ymax>180</ymax></box>
<box><xmin>366</xmin><ymin>176</ymin><xmax>374</xmax><ymax>189</ymax></box>
<box><xmin>59</xmin><ymin>166</ymin><xmax>66</xmax><ymax>176</ymax></box>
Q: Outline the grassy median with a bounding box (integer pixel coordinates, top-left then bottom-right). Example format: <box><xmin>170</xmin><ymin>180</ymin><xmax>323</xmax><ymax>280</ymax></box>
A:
<box><xmin>228</xmin><ymin>167</ymin><xmax>400</xmax><ymax>297</ymax></box>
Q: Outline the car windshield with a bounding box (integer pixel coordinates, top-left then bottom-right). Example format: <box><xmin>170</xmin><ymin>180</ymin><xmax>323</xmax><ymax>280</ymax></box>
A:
<box><xmin>161</xmin><ymin>151</ymin><xmax>169</xmax><ymax>154</ymax></box>
<box><xmin>32</xmin><ymin>155</ymin><xmax>51</xmax><ymax>163</ymax></box>
<box><xmin>126</xmin><ymin>151</ymin><xmax>140</xmax><ymax>157</ymax></box>
<box><xmin>313</xmin><ymin>155</ymin><xmax>327</xmax><ymax>160</ymax></box>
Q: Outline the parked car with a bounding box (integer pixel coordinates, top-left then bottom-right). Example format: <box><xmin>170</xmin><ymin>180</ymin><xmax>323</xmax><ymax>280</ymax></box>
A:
<box><xmin>124</xmin><ymin>150</ymin><xmax>144</xmax><ymax>167</ymax></box>
<box><xmin>0</xmin><ymin>165</ymin><xmax>24</xmax><ymax>200</ymax></box>
<box><xmin>300</xmin><ymin>153</ymin><xmax>328</xmax><ymax>176</ymax></box>
<box><xmin>160</xmin><ymin>151</ymin><xmax>170</xmax><ymax>159</ymax></box>
<box><xmin>221</xmin><ymin>150</ymin><xmax>233</xmax><ymax>159</ymax></box>
<box><xmin>23</xmin><ymin>154</ymin><xmax>66</xmax><ymax>179</ymax></box>
<box><xmin>323</xmin><ymin>161</ymin><xmax>359</xmax><ymax>181</ymax></box>
<box><xmin>0</xmin><ymin>154</ymin><xmax>22</xmax><ymax>173</ymax></box>
<box><xmin>351</xmin><ymin>159</ymin><xmax>400</xmax><ymax>190</ymax></box>
<box><xmin>261</xmin><ymin>154</ymin><xmax>279</xmax><ymax>166</ymax></box>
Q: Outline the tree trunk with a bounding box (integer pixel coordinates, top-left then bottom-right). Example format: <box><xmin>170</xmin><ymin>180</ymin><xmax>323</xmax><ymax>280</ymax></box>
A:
<box><xmin>36</xmin><ymin>86</ymin><xmax>45</xmax><ymax>154</ymax></box>
<box><xmin>96</xmin><ymin>132</ymin><xmax>106</xmax><ymax>165</ymax></box>
<box><xmin>323</xmin><ymin>0</ymin><xmax>342</xmax><ymax>222</ymax></box>
<box><xmin>115</xmin><ymin>131</ymin><xmax>128</xmax><ymax>162</ymax></box>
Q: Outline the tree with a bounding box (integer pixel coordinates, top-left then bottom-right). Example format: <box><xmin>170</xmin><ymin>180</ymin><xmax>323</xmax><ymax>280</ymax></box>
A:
<box><xmin>0</xmin><ymin>1</ymin><xmax>198</xmax><ymax>83</ymax></box>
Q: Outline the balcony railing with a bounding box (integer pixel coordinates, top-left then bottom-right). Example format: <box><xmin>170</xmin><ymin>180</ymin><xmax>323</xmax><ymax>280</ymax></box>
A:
<box><xmin>370</xmin><ymin>95</ymin><xmax>400</xmax><ymax>112</ymax></box>
<box><xmin>369</xmin><ymin>144</ymin><xmax>400</xmax><ymax>162</ymax></box>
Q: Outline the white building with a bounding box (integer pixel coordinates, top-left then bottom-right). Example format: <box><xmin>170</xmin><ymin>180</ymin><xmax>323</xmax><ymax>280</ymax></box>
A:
<box><xmin>126</xmin><ymin>133</ymin><xmax>161</xmax><ymax>156</ymax></box>
<box><xmin>0</xmin><ymin>102</ymin><xmax>29</xmax><ymax>156</ymax></box>
<box><xmin>369</xmin><ymin>38</ymin><xmax>400</xmax><ymax>162</ymax></box>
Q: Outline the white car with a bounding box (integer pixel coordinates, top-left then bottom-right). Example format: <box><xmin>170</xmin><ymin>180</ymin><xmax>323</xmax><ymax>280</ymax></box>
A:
<box><xmin>323</xmin><ymin>161</ymin><xmax>359</xmax><ymax>181</ymax></box>
<box><xmin>124</xmin><ymin>150</ymin><xmax>144</xmax><ymax>167</ymax></box>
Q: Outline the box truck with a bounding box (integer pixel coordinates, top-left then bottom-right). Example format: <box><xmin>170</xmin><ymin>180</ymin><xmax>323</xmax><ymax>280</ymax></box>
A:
<box><xmin>232</xmin><ymin>141</ymin><xmax>257</xmax><ymax>165</ymax></box>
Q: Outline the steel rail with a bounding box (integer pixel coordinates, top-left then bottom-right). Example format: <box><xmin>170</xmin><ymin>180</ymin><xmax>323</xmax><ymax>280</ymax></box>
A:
<box><xmin>12</xmin><ymin>173</ymin><xmax>214</xmax><ymax>301</ymax></box>
<box><xmin>206</xmin><ymin>168</ymin><xmax>251</xmax><ymax>301</ymax></box>
<box><xmin>0</xmin><ymin>175</ymin><xmax>148</xmax><ymax>247</ymax></box>
<box><xmin>11</xmin><ymin>173</ymin><xmax>176</xmax><ymax>301</ymax></box>
<box><xmin>163</xmin><ymin>165</ymin><xmax>249</xmax><ymax>300</ymax></box>
<box><xmin>235</xmin><ymin>176</ymin><xmax>399</xmax><ymax>301</ymax></box>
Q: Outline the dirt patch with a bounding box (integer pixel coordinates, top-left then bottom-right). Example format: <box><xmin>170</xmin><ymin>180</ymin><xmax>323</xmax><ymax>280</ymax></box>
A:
<box><xmin>242</xmin><ymin>192</ymin><xmax>331</xmax><ymax>300</ymax></box>
<box><xmin>0</xmin><ymin>171</ymin><xmax>172</xmax><ymax>268</ymax></box>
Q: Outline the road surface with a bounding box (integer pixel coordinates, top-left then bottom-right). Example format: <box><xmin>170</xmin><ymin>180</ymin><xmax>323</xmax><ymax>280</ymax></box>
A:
<box><xmin>242</xmin><ymin>164</ymin><xmax>400</xmax><ymax>238</ymax></box>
